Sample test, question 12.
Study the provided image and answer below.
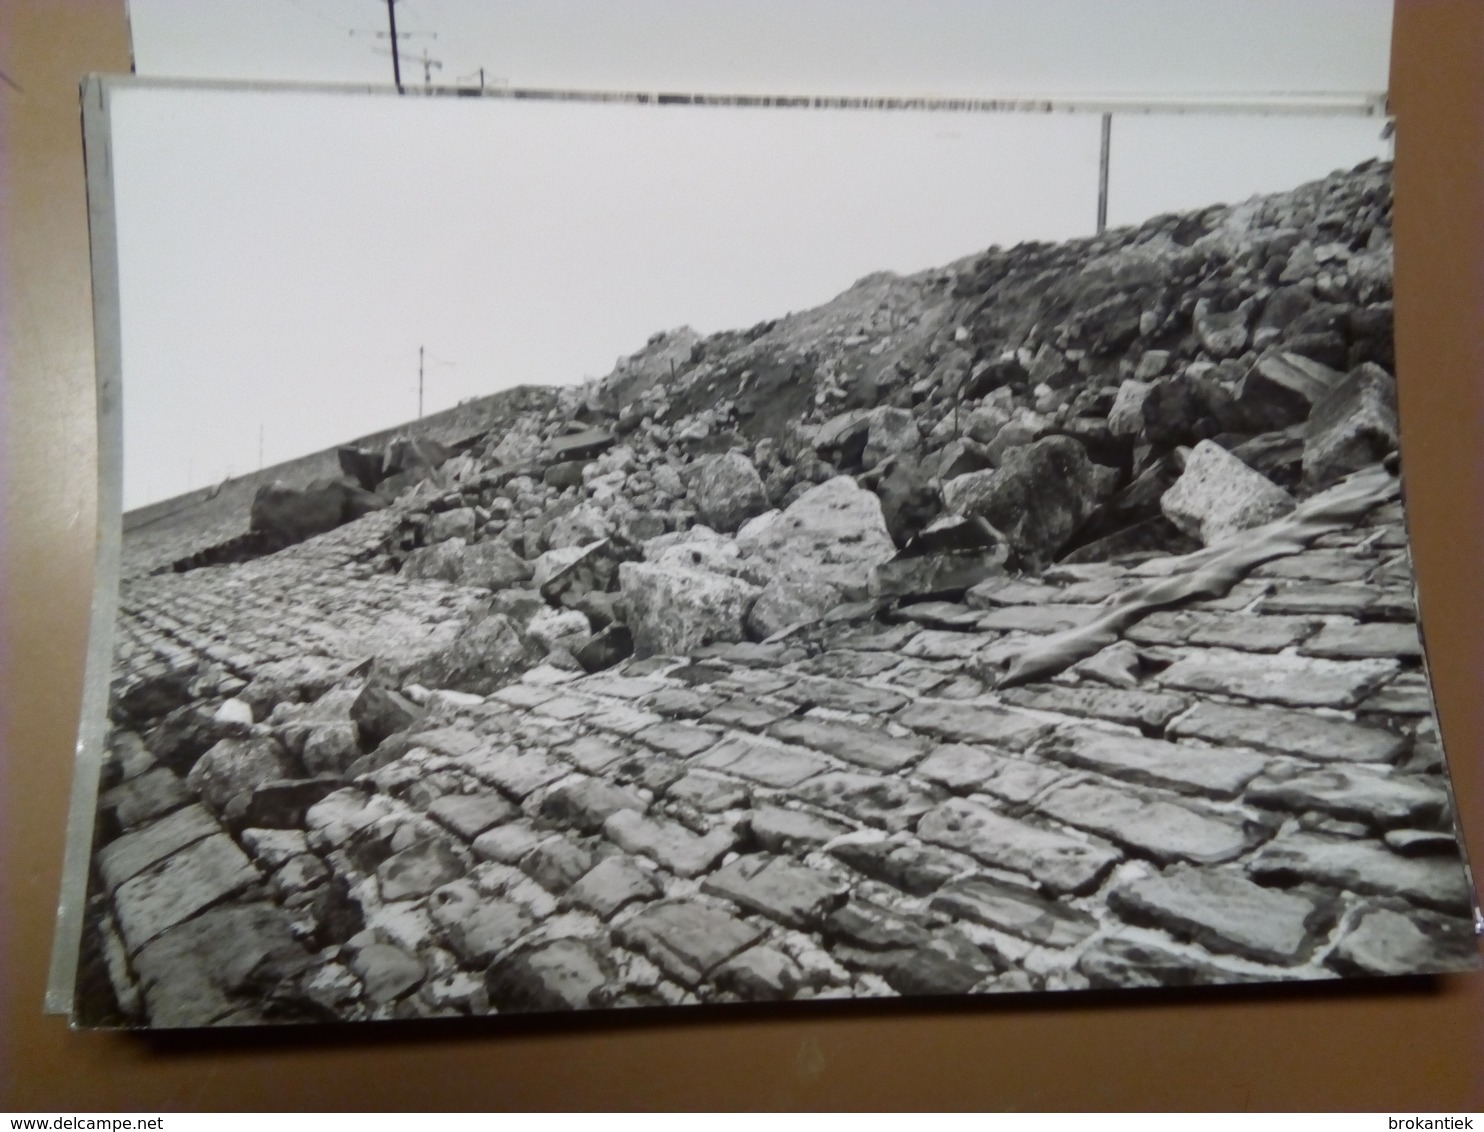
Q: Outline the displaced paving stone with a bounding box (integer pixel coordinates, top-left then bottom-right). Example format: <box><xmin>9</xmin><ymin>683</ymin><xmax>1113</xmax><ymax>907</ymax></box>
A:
<box><xmin>1168</xmin><ymin>700</ymin><xmax>1408</xmax><ymax>764</ymax></box>
<box><xmin>1247</xmin><ymin>765</ymin><xmax>1448</xmax><ymax>828</ymax></box>
<box><xmin>1249</xmin><ymin>832</ymin><xmax>1473</xmax><ymax>912</ymax></box>
<box><xmin>1327</xmin><ymin>905</ymin><xmax>1478</xmax><ymax>976</ymax></box>
<box><xmin>1299</xmin><ymin>621</ymin><xmax>1422</xmax><ymax>661</ymax></box>
<box><xmin>603</xmin><ymin>809</ymin><xmax>737</xmax><ymax>877</ymax></box>
<box><xmin>487</xmin><ymin>938</ymin><xmax>616</xmax><ymax>1012</ymax></box>
<box><xmin>998</xmin><ymin>684</ymin><xmax>1191</xmax><ymax>733</ymax></box>
<box><xmin>1127</xmin><ymin>611</ymin><xmax>1318</xmax><ymax>653</ymax></box>
<box><xmin>824</xmin><ymin>898</ymin><xmax>933</xmax><ymax>950</ymax></box>
<box><xmin>765</xmin><ymin>716</ymin><xmax>929</xmax><ymax>773</ymax></box>
<box><xmin>349</xmin><ymin>943</ymin><xmax>425</xmax><ymax>1006</ymax></box>
<box><xmin>918</xmin><ymin>798</ymin><xmax>1120</xmax><ymax>894</ymax></box>
<box><xmin>563</xmin><ymin>855</ymin><xmax>660</xmax><ymax>919</ymax></box>
<box><xmin>931</xmin><ymin>877</ymin><xmax>1098</xmax><ymax>948</ymax></box>
<box><xmin>1303</xmin><ymin>362</ymin><xmax>1399</xmax><ymax>488</ymax></box>
<box><xmin>1359</xmin><ymin>673</ymin><xmax>1435</xmax><ymax>716</ymax></box>
<box><xmin>1161</xmin><ymin>440</ymin><xmax>1295</xmax><ymax>545</ymax></box>
<box><xmin>536</xmin><ymin>777</ymin><xmax>648</xmax><ymax>834</ymax></box>
<box><xmin>1383</xmin><ymin>829</ymin><xmax>1463</xmax><ymax>857</ymax></box>
<box><xmin>702</xmin><ymin>853</ymin><xmax>849</xmax><ymax>928</ymax></box>
<box><xmin>98</xmin><ymin>804</ymin><xmax>219</xmax><ymax>892</ymax></box>
<box><xmin>885</xmin><ymin>929</ymin><xmax>1000</xmax><ymax>996</ymax></box>
<box><xmin>748</xmin><ymin>805</ymin><xmax>851</xmax><ymax>854</ymax></box>
<box><xmin>114</xmin><ymin>834</ymin><xmax>261</xmax><ymax>954</ymax></box>
<box><xmin>640</xmin><ymin>687</ymin><xmax>718</xmax><ymax>720</ymax></box>
<box><xmin>897</xmin><ymin>701</ymin><xmax>1052</xmax><ymax>750</ymax></box>
<box><xmin>793</xmin><ymin>772</ymin><xmax>941</xmax><ymax>832</ymax></box>
<box><xmin>615</xmin><ymin>900</ymin><xmax>765</xmax><ymax>987</ymax></box>
<box><xmin>1109</xmin><ymin>867</ymin><xmax>1328</xmax><ymax>964</ymax></box>
<box><xmin>1034</xmin><ymin>781</ymin><xmax>1254</xmax><ymax>865</ymax></box>
<box><xmin>377</xmin><ymin>838</ymin><xmax>466</xmax><ymax>902</ymax></box>
<box><xmin>734</xmin><ymin>476</ymin><xmax>897</xmax><ymax>595</ymax></box>
<box><xmin>695</xmin><ymin>735</ymin><xmax>829</xmax><ymax>788</ymax></box>
<box><xmin>240</xmin><ymin>827</ymin><xmax>310</xmax><ymax>872</ymax></box>
<box><xmin>1041</xmin><ymin>729</ymin><xmax>1267</xmax><ymax>799</ymax></box>
<box><xmin>1157</xmin><ymin>648</ymin><xmax>1397</xmax><ymax>709</ymax></box>
<box><xmin>304</xmin><ymin>787</ymin><xmax>395</xmax><ymax>848</ymax></box>
<box><xmin>186</xmin><ymin>736</ymin><xmax>299</xmax><ymax>817</ymax></box>
<box><xmin>619</xmin><ymin>562</ymin><xmax>760</xmax><ymax>658</ymax></box>
<box><xmin>426</xmin><ymin>880</ymin><xmax>532</xmax><ymax>965</ymax></box>
<box><xmin>1077</xmin><ymin>934</ymin><xmax>1260</xmax><ymax>989</ymax></box>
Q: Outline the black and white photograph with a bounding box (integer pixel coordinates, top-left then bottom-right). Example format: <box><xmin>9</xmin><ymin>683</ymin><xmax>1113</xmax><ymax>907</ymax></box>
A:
<box><xmin>65</xmin><ymin>77</ymin><xmax>1477</xmax><ymax>1030</ymax></box>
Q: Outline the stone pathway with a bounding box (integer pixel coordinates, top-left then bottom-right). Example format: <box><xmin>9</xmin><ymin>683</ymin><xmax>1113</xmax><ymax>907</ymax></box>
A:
<box><xmin>80</xmin><ymin>473</ymin><xmax>1478</xmax><ymax>1026</ymax></box>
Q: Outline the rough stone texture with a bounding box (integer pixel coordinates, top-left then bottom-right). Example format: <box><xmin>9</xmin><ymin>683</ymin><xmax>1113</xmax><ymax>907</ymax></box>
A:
<box><xmin>1303</xmin><ymin>363</ymin><xmax>1400</xmax><ymax>488</ymax></box>
<box><xmin>84</xmin><ymin>159</ymin><xmax>1477</xmax><ymax>1025</ymax></box>
<box><xmin>620</xmin><ymin>562</ymin><xmax>760</xmax><ymax>659</ymax></box>
<box><xmin>735</xmin><ymin>476</ymin><xmax>899</xmax><ymax>595</ymax></box>
<box><xmin>942</xmin><ymin>437</ymin><xmax>1118</xmax><ymax>570</ymax></box>
<box><xmin>1109</xmin><ymin>867</ymin><xmax>1327</xmax><ymax>963</ymax></box>
<box><xmin>1161</xmin><ymin>440</ymin><xmax>1295</xmax><ymax>545</ymax></box>
<box><xmin>694</xmin><ymin>452</ymin><xmax>770</xmax><ymax>533</ymax></box>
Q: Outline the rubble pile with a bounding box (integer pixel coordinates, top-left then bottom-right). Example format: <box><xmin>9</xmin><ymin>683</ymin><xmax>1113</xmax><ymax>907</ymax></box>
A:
<box><xmin>76</xmin><ymin>160</ymin><xmax>1477</xmax><ymax>1027</ymax></box>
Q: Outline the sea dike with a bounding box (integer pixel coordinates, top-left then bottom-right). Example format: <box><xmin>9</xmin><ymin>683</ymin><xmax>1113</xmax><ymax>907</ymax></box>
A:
<box><xmin>77</xmin><ymin>159</ymin><xmax>1479</xmax><ymax>1027</ymax></box>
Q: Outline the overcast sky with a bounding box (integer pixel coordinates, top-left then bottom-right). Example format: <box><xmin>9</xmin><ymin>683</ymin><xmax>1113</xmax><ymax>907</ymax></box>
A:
<box><xmin>108</xmin><ymin>3</ymin><xmax>1393</xmax><ymax>509</ymax></box>
<box><xmin>125</xmin><ymin>0</ymin><xmax>1391</xmax><ymax>100</ymax></box>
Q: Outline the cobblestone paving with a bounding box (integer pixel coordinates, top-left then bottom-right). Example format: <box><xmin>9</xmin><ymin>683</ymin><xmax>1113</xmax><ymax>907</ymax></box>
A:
<box><xmin>81</xmin><ymin>476</ymin><xmax>1478</xmax><ymax>1026</ymax></box>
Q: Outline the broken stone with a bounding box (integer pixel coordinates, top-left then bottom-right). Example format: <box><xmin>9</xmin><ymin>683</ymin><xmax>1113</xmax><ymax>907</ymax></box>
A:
<box><xmin>734</xmin><ymin>476</ymin><xmax>897</xmax><ymax>596</ymax></box>
<box><xmin>997</xmin><ymin>684</ymin><xmax>1190</xmax><ymax>733</ymax></box>
<box><xmin>941</xmin><ymin>436</ymin><xmax>1116</xmax><ymax>570</ymax></box>
<box><xmin>349</xmin><ymin>942</ymin><xmax>425</xmax><ymax>1006</ymax></box>
<box><xmin>696</xmin><ymin>735</ymin><xmax>829</xmax><ymax>788</ymax></box>
<box><xmin>712</xmin><ymin>946</ymin><xmax>804</xmax><ymax>1000</ymax></box>
<box><xmin>1160</xmin><ymin>439</ymin><xmax>1294</xmax><ymax>545</ymax></box>
<box><xmin>793</xmin><ymin>772</ymin><xmax>941</xmax><ymax>832</ymax></box>
<box><xmin>521</xmin><ymin>836</ymin><xmax>595</xmax><ymax>893</ymax></box>
<box><xmin>896</xmin><ymin>701</ymin><xmax>1051</xmax><ymax>750</ymax></box>
<box><xmin>97</xmin><ymin>804</ymin><xmax>219</xmax><ymax>892</ymax></box>
<box><xmin>885</xmin><ymin>929</ymin><xmax>999</xmax><ymax>996</ymax></box>
<box><xmin>745</xmin><ymin>578</ymin><xmax>842</xmax><ymax>638</ymax></box>
<box><xmin>1303</xmin><ymin>362</ymin><xmax>1399</xmax><ymax>488</ymax></box>
<box><xmin>534</xmin><ymin>776</ymin><xmax>646</xmax><ymax>832</ymax></box>
<box><xmin>186</xmin><ymin>736</ymin><xmax>298</xmax><ymax>820</ymax></box>
<box><xmin>1077</xmin><ymin>934</ymin><xmax>1257</xmax><ymax>989</ymax></box>
<box><xmin>1158</xmin><ymin>649</ymin><xmax>1397</xmax><ymax>709</ymax></box>
<box><xmin>619</xmin><ymin>561</ymin><xmax>759</xmax><ymax>659</ymax></box>
<box><xmin>428</xmin><ymin>791</ymin><xmax>517</xmax><ymax>841</ymax></box>
<box><xmin>406</xmin><ymin>613</ymin><xmax>541</xmax><ymax>696</ymax></box>
<box><xmin>98</xmin><ymin>766</ymin><xmax>192</xmax><ymax>832</ymax></box>
<box><xmin>694</xmin><ymin>451</ymin><xmax>770</xmax><ymax>533</ymax></box>
<box><xmin>748</xmin><ymin>806</ymin><xmax>851</xmax><ymax>855</ymax></box>
<box><xmin>1192</xmin><ymin>295</ymin><xmax>1255</xmax><ymax>358</ymax></box>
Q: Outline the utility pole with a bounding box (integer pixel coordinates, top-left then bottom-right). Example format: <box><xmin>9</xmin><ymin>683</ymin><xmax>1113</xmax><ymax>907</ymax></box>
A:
<box><xmin>385</xmin><ymin>0</ymin><xmax>403</xmax><ymax>92</ymax></box>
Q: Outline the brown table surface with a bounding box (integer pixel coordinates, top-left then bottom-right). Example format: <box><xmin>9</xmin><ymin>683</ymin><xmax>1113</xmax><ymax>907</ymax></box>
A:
<box><xmin>2</xmin><ymin>0</ymin><xmax>1480</xmax><ymax>1111</ymax></box>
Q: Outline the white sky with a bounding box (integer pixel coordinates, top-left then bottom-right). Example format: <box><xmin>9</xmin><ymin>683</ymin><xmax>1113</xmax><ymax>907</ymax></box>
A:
<box><xmin>125</xmin><ymin>0</ymin><xmax>1392</xmax><ymax>99</ymax></box>
<box><xmin>109</xmin><ymin>2</ymin><xmax>1394</xmax><ymax>510</ymax></box>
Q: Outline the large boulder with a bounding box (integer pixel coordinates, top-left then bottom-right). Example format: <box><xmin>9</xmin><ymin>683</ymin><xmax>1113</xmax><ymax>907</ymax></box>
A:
<box><xmin>1192</xmin><ymin>296</ymin><xmax>1256</xmax><ymax>358</ymax></box>
<box><xmin>404</xmin><ymin>613</ymin><xmax>541</xmax><ymax>695</ymax></box>
<box><xmin>460</xmin><ymin>541</ymin><xmax>533</xmax><ymax>590</ymax></box>
<box><xmin>401</xmin><ymin>538</ymin><xmax>467</xmax><ymax>582</ymax></box>
<box><xmin>940</xmin><ymin>436</ymin><xmax>1117</xmax><ymax>571</ymax></box>
<box><xmin>618</xmin><ymin>562</ymin><xmax>760</xmax><ymax>658</ymax></box>
<box><xmin>249</xmin><ymin>478</ymin><xmax>385</xmax><ymax>548</ymax></box>
<box><xmin>694</xmin><ymin>452</ymin><xmax>769</xmax><ymax>533</ymax></box>
<box><xmin>187</xmin><ymin>736</ymin><xmax>299</xmax><ymax>822</ymax></box>
<box><xmin>862</xmin><ymin>407</ymin><xmax>921</xmax><ymax>468</ymax></box>
<box><xmin>734</xmin><ymin>476</ymin><xmax>897</xmax><ymax>597</ymax></box>
<box><xmin>1161</xmin><ymin>439</ymin><xmax>1295</xmax><ymax>545</ymax></box>
<box><xmin>745</xmin><ymin>579</ymin><xmax>842</xmax><ymax>639</ymax></box>
<box><xmin>1302</xmin><ymin>362</ymin><xmax>1399</xmax><ymax>488</ymax></box>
